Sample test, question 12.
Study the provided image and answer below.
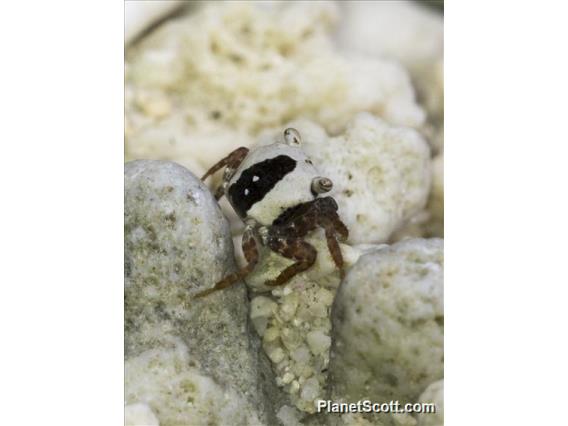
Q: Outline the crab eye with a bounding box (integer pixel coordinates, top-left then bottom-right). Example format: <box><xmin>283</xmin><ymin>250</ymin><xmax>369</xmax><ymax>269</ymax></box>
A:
<box><xmin>284</xmin><ymin>128</ymin><xmax>301</xmax><ymax>145</ymax></box>
<box><xmin>311</xmin><ymin>176</ymin><xmax>333</xmax><ymax>196</ymax></box>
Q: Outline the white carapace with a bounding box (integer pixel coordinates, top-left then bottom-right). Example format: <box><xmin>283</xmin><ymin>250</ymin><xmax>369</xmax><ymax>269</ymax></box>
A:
<box><xmin>226</xmin><ymin>129</ymin><xmax>332</xmax><ymax>226</ymax></box>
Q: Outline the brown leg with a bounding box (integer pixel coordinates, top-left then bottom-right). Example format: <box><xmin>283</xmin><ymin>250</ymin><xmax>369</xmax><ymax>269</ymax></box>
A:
<box><xmin>312</xmin><ymin>197</ymin><xmax>349</xmax><ymax>242</ymax></box>
<box><xmin>201</xmin><ymin>147</ymin><xmax>249</xmax><ymax>181</ymax></box>
<box><xmin>265</xmin><ymin>238</ymin><xmax>317</xmax><ymax>287</ymax></box>
<box><xmin>324</xmin><ymin>226</ymin><xmax>345</xmax><ymax>278</ymax></box>
<box><xmin>202</xmin><ymin>147</ymin><xmax>249</xmax><ymax>201</ymax></box>
<box><xmin>194</xmin><ymin>229</ymin><xmax>258</xmax><ymax>298</ymax></box>
<box><xmin>329</xmin><ymin>214</ymin><xmax>349</xmax><ymax>242</ymax></box>
<box><xmin>297</xmin><ymin>197</ymin><xmax>348</xmax><ymax>276</ymax></box>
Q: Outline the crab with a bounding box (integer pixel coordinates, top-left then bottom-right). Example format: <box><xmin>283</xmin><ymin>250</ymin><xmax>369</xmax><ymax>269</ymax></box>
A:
<box><xmin>196</xmin><ymin>128</ymin><xmax>348</xmax><ymax>298</ymax></box>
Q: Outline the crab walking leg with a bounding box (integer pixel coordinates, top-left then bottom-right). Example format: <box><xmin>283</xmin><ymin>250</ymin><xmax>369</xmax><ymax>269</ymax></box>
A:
<box><xmin>323</xmin><ymin>226</ymin><xmax>345</xmax><ymax>278</ymax></box>
<box><xmin>300</xmin><ymin>197</ymin><xmax>348</xmax><ymax>272</ymax></box>
<box><xmin>194</xmin><ymin>228</ymin><xmax>259</xmax><ymax>298</ymax></box>
<box><xmin>316</xmin><ymin>199</ymin><xmax>349</xmax><ymax>277</ymax></box>
<box><xmin>328</xmin><ymin>213</ymin><xmax>349</xmax><ymax>242</ymax></box>
<box><xmin>201</xmin><ymin>146</ymin><xmax>249</xmax><ymax>182</ymax></box>
<box><xmin>265</xmin><ymin>238</ymin><xmax>317</xmax><ymax>287</ymax></box>
<box><xmin>313</xmin><ymin>197</ymin><xmax>348</xmax><ymax>240</ymax></box>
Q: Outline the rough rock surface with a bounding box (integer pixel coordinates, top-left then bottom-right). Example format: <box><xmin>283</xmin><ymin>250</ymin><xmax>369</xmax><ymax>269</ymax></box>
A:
<box><xmin>125</xmin><ymin>1</ymin><xmax>425</xmax><ymax>175</ymax></box>
<box><xmin>250</xmin><ymin>275</ymin><xmax>339</xmax><ymax>414</ymax></box>
<box><xmin>330</xmin><ymin>238</ymin><xmax>444</xmax><ymax>404</ymax></box>
<box><xmin>416</xmin><ymin>380</ymin><xmax>443</xmax><ymax>426</ymax></box>
<box><xmin>125</xmin><ymin>338</ymin><xmax>262</xmax><ymax>426</ymax></box>
<box><xmin>124</xmin><ymin>160</ymin><xmax>286</xmax><ymax>425</ymax></box>
<box><xmin>257</xmin><ymin>114</ymin><xmax>431</xmax><ymax>245</ymax></box>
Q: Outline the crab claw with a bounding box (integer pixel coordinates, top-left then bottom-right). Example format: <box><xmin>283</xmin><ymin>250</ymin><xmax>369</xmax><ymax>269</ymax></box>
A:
<box><xmin>311</xmin><ymin>176</ymin><xmax>333</xmax><ymax>194</ymax></box>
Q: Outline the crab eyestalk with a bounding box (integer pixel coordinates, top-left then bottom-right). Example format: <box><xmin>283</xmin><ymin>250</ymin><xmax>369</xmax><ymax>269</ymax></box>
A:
<box><xmin>284</xmin><ymin>128</ymin><xmax>301</xmax><ymax>145</ymax></box>
<box><xmin>311</xmin><ymin>176</ymin><xmax>333</xmax><ymax>194</ymax></box>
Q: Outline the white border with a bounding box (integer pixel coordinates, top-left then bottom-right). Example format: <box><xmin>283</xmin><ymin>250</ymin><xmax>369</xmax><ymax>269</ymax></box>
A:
<box><xmin>0</xmin><ymin>1</ymin><xmax>123</xmax><ymax>424</ymax></box>
<box><xmin>447</xmin><ymin>1</ymin><xmax>568</xmax><ymax>424</ymax></box>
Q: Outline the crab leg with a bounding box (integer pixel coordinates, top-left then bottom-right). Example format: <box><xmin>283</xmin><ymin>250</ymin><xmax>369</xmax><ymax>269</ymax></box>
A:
<box><xmin>201</xmin><ymin>146</ymin><xmax>249</xmax><ymax>181</ymax></box>
<box><xmin>194</xmin><ymin>227</ymin><xmax>258</xmax><ymax>298</ymax></box>
<box><xmin>265</xmin><ymin>238</ymin><xmax>317</xmax><ymax>287</ymax></box>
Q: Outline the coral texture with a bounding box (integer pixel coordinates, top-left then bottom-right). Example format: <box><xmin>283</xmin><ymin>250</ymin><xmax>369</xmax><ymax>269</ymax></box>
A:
<box><xmin>125</xmin><ymin>1</ymin><xmax>425</xmax><ymax>175</ymax></box>
<box><xmin>330</xmin><ymin>238</ymin><xmax>444</xmax><ymax>403</ymax></box>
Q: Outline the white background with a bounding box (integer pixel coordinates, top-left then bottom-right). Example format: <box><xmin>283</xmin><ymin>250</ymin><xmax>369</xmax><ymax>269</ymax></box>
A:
<box><xmin>0</xmin><ymin>1</ymin><xmax>567</xmax><ymax>425</ymax></box>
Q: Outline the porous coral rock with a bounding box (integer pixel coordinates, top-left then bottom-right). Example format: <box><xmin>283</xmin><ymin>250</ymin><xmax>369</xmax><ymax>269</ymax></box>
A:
<box><xmin>125</xmin><ymin>1</ymin><xmax>425</xmax><ymax>175</ymax></box>
<box><xmin>125</xmin><ymin>160</ymin><xmax>286</xmax><ymax>425</ymax></box>
<box><xmin>251</xmin><ymin>276</ymin><xmax>339</xmax><ymax>414</ymax></box>
<box><xmin>257</xmin><ymin>113</ymin><xmax>431</xmax><ymax>245</ymax></box>
<box><xmin>125</xmin><ymin>338</ymin><xmax>262</xmax><ymax>426</ymax></box>
<box><xmin>330</xmin><ymin>238</ymin><xmax>444</xmax><ymax>404</ymax></box>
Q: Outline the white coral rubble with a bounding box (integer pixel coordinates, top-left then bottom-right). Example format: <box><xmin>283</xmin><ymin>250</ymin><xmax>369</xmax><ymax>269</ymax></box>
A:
<box><xmin>125</xmin><ymin>1</ymin><xmax>425</xmax><ymax>175</ymax></box>
<box><xmin>251</xmin><ymin>276</ymin><xmax>340</xmax><ymax>414</ymax></box>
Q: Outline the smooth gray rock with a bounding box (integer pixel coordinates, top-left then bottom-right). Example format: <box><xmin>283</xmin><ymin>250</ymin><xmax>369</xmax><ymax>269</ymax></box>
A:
<box><xmin>329</xmin><ymin>238</ymin><xmax>443</xmax><ymax>405</ymax></box>
<box><xmin>125</xmin><ymin>160</ymin><xmax>286</xmax><ymax>425</ymax></box>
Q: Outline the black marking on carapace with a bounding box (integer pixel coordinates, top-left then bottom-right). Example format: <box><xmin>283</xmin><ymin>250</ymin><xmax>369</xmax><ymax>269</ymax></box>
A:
<box><xmin>228</xmin><ymin>155</ymin><xmax>297</xmax><ymax>217</ymax></box>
